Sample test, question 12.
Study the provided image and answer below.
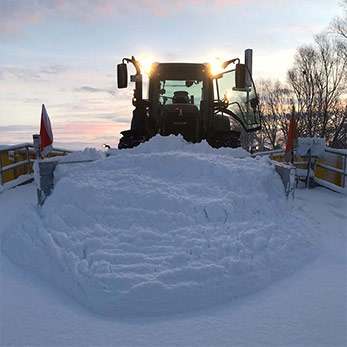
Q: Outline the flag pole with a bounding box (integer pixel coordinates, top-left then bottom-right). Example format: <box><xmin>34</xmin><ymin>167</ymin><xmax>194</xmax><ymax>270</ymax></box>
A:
<box><xmin>40</xmin><ymin>104</ymin><xmax>54</xmax><ymax>158</ymax></box>
<box><xmin>285</xmin><ymin>104</ymin><xmax>298</xmax><ymax>164</ymax></box>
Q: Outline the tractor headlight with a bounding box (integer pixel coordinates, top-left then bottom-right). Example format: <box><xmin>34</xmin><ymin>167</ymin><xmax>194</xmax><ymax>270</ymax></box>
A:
<box><xmin>139</xmin><ymin>56</ymin><xmax>153</xmax><ymax>75</ymax></box>
<box><xmin>210</xmin><ymin>57</ymin><xmax>223</xmax><ymax>76</ymax></box>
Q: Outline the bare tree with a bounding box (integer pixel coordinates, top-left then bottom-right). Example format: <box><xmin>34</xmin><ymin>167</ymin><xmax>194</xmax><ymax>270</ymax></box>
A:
<box><xmin>331</xmin><ymin>0</ymin><xmax>347</xmax><ymax>40</ymax></box>
<box><xmin>328</xmin><ymin>102</ymin><xmax>347</xmax><ymax>148</ymax></box>
<box><xmin>287</xmin><ymin>33</ymin><xmax>347</xmax><ymax>147</ymax></box>
<box><xmin>257</xmin><ymin>79</ymin><xmax>293</xmax><ymax>149</ymax></box>
<box><xmin>249</xmin><ymin>3</ymin><xmax>347</xmax><ymax>151</ymax></box>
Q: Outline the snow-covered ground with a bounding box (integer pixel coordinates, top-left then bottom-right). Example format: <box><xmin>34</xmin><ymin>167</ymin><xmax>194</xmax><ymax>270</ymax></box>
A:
<box><xmin>1</xmin><ymin>136</ymin><xmax>346</xmax><ymax>347</ymax></box>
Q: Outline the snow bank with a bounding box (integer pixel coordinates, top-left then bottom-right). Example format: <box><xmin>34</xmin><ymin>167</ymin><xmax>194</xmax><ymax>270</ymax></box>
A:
<box><xmin>109</xmin><ymin>134</ymin><xmax>250</xmax><ymax>157</ymax></box>
<box><xmin>1</xmin><ymin>135</ymin><xmax>318</xmax><ymax>316</ymax></box>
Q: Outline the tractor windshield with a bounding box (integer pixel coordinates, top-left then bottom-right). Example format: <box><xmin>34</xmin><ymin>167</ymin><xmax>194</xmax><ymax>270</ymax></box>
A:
<box><xmin>159</xmin><ymin>80</ymin><xmax>203</xmax><ymax>109</ymax></box>
<box><xmin>215</xmin><ymin>69</ymin><xmax>261</xmax><ymax>132</ymax></box>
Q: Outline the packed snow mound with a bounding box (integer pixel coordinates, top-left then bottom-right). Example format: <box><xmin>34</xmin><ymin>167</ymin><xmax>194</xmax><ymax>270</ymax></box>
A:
<box><xmin>108</xmin><ymin>134</ymin><xmax>250</xmax><ymax>157</ymax></box>
<box><xmin>2</xmin><ymin>136</ymin><xmax>318</xmax><ymax>316</ymax></box>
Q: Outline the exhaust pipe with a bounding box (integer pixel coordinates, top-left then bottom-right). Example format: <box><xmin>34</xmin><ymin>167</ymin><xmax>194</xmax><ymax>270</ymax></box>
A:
<box><xmin>245</xmin><ymin>49</ymin><xmax>252</xmax><ymax>76</ymax></box>
<box><xmin>245</xmin><ymin>49</ymin><xmax>253</xmax><ymax>88</ymax></box>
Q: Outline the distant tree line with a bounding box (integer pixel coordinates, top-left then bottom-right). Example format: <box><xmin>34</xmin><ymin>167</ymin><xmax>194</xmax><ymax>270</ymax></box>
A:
<box><xmin>245</xmin><ymin>0</ymin><xmax>347</xmax><ymax>150</ymax></box>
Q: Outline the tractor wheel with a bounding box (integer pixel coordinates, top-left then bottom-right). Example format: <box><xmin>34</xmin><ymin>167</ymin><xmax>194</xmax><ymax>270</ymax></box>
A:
<box><xmin>118</xmin><ymin>132</ymin><xmax>146</xmax><ymax>149</ymax></box>
<box><xmin>207</xmin><ymin>131</ymin><xmax>241</xmax><ymax>149</ymax></box>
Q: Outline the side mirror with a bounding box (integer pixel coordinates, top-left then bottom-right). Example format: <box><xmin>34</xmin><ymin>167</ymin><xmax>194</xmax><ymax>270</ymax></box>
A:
<box><xmin>235</xmin><ymin>64</ymin><xmax>247</xmax><ymax>90</ymax></box>
<box><xmin>117</xmin><ymin>63</ymin><xmax>128</xmax><ymax>88</ymax></box>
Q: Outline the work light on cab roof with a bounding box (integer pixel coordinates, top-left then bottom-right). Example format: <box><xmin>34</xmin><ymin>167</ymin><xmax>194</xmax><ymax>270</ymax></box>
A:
<box><xmin>116</xmin><ymin>49</ymin><xmax>260</xmax><ymax>149</ymax></box>
<box><xmin>139</xmin><ymin>56</ymin><xmax>153</xmax><ymax>75</ymax></box>
<box><xmin>210</xmin><ymin>57</ymin><xmax>223</xmax><ymax>76</ymax></box>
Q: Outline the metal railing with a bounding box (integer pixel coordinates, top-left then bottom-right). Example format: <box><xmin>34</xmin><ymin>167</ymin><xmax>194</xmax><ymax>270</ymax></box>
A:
<box><xmin>252</xmin><ymin>147</ymin><xmax>347</xmax><ymax>193</ymax></box>
<box><xmin>0</xmin><ymin>143</ymin><xmax>71</xmax><ymax>189</ymax></box>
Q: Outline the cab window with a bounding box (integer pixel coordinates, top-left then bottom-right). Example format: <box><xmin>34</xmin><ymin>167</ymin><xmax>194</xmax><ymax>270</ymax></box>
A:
<box><xmin>159</xmin><ymin>80</ymin><xmax>203</xmax><ymax>109</ymax></box>
<box><xmin>214</xmin><ymin>68</ymin><xmax>260</xmax><ymax>131</ymax></box>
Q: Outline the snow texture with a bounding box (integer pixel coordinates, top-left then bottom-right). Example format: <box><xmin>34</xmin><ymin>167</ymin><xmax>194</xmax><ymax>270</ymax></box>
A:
<box><xmin>1</xmin><ymin>135</ymin><xmax>318</xmax><ymax>316</ymax></box>
<box><xmin>0</xmin><ymin>174</ymin><xmax>33</xmax><ymax>194</ymax></box>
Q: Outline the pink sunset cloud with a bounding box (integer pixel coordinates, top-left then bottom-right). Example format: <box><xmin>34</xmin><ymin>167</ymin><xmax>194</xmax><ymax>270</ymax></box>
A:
<box><xmin>53</xmin><ymin>120</ymin><xmax>123</xmax><ymax>137</ymax></box>
<box><xmin>288</xmin><ymin>25</ymin><xmax>322</xmax><ymax>35</ymax></box>
<box><xmin>0</xmin><ymin>0</ymin><xmax>255</xmax><ymax>38</ymax></box>
<box><xmin>0</xmin><ymin>119</ymin><xmax>129</xmax><ymax>150</ymax></box>
<box><xmin>52</xmin><ymin>120</ymin><xmax>128</xmax><ymax>149</ymax></box>
<box><xmin>0</xmin><ymin>0</ymin><xmax>43</xmax><ymax>37</ymax></box>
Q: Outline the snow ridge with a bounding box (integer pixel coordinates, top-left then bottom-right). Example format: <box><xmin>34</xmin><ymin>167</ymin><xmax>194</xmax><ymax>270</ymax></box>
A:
<box><xmin>1</xmin><ymin>135</ymin><xmax>318</xmax><ymax>316</ymax></box>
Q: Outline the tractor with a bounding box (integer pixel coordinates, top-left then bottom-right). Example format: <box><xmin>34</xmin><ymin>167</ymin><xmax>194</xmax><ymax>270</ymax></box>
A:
<box><xmin>116</xmin><ymin>49</ymin><xmax>261</xmax><ymax>149</ymax></box>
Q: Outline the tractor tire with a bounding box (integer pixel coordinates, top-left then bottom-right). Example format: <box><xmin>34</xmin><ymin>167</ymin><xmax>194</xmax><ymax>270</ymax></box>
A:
<box><xmin>207</xmin><ymin>131</ymin><xmax>241</xmax><ymax>149</ymax></box>
<box><xmin>118</xmin><ymin>131</ymin><xmax>146</xmax><ymax>149</ymax></box>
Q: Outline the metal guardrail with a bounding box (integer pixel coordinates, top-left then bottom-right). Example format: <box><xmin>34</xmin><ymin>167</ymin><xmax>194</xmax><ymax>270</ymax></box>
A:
<box><xmin>1</xmin><ymin>141</ymin><xmax>345</xmax><ymax>195</ymax></box>
<box><xmin>317</xmin><ymin>148</ymin><xmax>347</xmax><ymax>190</ymax></box>
<box><xmin>252</xmin><ymin>147</ymin><xmax>347</xmax><ymax>193</ymax></box>
<box><xmin>0</xmin><ymin>143</ymin><xmax>32</xmax><ymax>185</ymax></box>
<box><xmin>0</xmin><ymin>143</ymin><xmax>71</xmax><ymax>189</ymax></box>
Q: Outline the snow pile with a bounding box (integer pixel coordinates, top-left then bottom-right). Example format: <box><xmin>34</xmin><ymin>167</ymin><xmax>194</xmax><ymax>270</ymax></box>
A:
<box><xmin>58</xmin><ymin>147</ymin><xmax>105</xmax><ymax>162</ymax></box>
<box><xmin>1</xmin><ymin>135</ymin><xmax>318</xmax><ymax>316</ymax></box>
<box><xmin>109</xmin><ymin>134</ymin><xmax>250</xmax><ymax>157</ymax></box>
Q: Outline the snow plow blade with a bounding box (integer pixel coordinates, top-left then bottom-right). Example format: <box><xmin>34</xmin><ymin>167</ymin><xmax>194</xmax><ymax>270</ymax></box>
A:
<box><xmin>272</xmin><ymin>161</ymin><xmax>296</xmax><ymax>198</ymax></box>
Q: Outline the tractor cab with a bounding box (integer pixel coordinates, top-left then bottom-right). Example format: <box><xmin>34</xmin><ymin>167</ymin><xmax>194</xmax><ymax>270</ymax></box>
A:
<box><xmin>148</xmin><ymin>63</ymin><xmax>210</xmax><ymax>142</ymax></box>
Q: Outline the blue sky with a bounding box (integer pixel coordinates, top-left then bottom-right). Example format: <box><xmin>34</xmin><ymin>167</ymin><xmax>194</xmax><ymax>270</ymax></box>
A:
<box><xmin>0</xmin><ymin>0</ymin><xmax>342</xmax><ymax>149</ymax></box>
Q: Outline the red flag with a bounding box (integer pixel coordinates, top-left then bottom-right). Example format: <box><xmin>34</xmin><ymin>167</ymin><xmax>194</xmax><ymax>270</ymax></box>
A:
<box><xmin>40</xmin><ymin>104</ymin><xmax>53</xmax><ymax>157</ymax></box>
<box><xmin>284</xmin><ymin>108</ymin><xmax>298</xmax><ymax>163</ymax></box>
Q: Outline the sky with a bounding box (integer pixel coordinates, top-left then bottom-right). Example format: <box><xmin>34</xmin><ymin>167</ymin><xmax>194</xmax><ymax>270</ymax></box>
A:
<box><xmin>0</xmin><ymin>0</ymin><xmax>343</xmax><ymax>150</ymax></box>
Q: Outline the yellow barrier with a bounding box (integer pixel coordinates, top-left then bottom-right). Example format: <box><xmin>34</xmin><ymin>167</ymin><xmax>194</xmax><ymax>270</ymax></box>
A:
<box><xmin>1</xmin><ymin>151</ymin><xmax>15</xmax><ymax>183</ymax></box>
<box><xmin>271</xmin><ymin>153</ymin><xmax>344</xmax><ymax>187</ymax></box>
<box><xmin>2</xmin><ymin>146</ymin><xmax>343</xmax><ymax>188</ymax></box>
<box><xmin>1</xmin><ymin>149</ymin><xmax>66</xmax><ymax>184</ymax></box>
<box><xmin>315</xmin><ymin>155</ymin><xmax>343</xmax><ymax>187</ymax></box>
